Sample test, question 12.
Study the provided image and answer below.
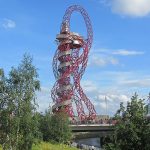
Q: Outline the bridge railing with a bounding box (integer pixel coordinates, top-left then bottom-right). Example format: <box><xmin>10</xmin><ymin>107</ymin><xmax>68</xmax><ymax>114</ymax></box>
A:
<box><xmin>70</xmin><ymin>119</ymin><xmax>117</xmax><ymax>125</ymax></box>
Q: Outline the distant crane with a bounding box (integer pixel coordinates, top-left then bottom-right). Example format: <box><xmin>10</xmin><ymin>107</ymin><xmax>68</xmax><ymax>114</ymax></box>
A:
<box><xmin>105</xmin><ymin>96</ymin><xmax>108</xmax><ymax>116</ymax></box>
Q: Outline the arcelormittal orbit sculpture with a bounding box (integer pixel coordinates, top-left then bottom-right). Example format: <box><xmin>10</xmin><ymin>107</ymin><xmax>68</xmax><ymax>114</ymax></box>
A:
<box><xmin>51</xmin><ymin>5</ymin><xmax>96</xmax><ymax>121</ymax></box>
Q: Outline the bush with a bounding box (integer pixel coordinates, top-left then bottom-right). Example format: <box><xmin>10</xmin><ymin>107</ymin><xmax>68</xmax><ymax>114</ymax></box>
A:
<box><xmin>104</xmin><ymin>93</ymin><xmax>150</xmax><ymax>150</ymax></box>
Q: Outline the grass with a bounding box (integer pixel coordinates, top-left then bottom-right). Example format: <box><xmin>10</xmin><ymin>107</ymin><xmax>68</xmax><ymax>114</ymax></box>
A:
<box><xmin>32</xmin><ymin>142</ymin><xmax>78</xmax><ymax>150</ymax></box>
<box><xmin>0</xmin><ymin>142</ymin><xmax>78</xmax><ymax>150</ymax></box>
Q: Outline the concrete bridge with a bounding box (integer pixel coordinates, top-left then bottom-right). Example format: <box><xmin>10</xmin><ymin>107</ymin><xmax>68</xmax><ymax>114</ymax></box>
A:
<box><xmin>70</xmin><ymin>124</ymin><xmax>113</xmax><ymax>132</ymax></box>
<box><xmin>70</xmin><ymin>124</ymin><xmax>114</xmax><ymax>148</ymax></box>
<box><xmin>70</xmin><ymin>124</ymin><xmax>114</xmax><ymax>138</ymax></box>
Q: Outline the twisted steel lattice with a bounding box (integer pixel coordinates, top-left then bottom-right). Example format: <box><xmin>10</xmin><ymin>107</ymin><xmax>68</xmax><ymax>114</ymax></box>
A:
<box><xmin>51</xmin><ymin>5</ymin><xmax>96</xmax><ymax>121</ymax></box>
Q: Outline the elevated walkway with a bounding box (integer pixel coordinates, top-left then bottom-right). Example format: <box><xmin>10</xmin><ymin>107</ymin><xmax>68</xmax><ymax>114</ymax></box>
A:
<box><xmin>70</xmin><ymin>124</ymin><xmax>113</xmax><ymax>132</ymax></box>
<box><xmin>70</xmin><ymin>124</ymin><xmax>114</xmax><ymax>139</ymax></box>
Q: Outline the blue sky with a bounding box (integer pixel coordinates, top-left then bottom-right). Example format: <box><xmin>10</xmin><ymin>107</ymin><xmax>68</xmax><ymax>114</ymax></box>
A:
<box><xmin>0</xmin><ymin>0</ymin><xmax>150</xmax><ymax>115</ymax></box>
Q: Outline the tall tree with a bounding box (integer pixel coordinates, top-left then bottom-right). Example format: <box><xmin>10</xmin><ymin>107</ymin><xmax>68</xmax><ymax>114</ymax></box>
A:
<box><xmin>104</xmin><ymin>93</ymin><xmax>150</xmax><ymax>150</ymax></box>
<box><xmin>40</xmin><ymin>109</ymin><xmax>72</xmax><ymax>143</ymax></box>
<box><xmin>0</xmin><ymin>54</ymin><xmax>40</xmax><ymax>150</ymax></box>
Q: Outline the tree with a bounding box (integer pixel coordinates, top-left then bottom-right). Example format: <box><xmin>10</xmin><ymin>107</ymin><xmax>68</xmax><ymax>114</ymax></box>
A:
<box><xmin>104</xmin><ymin>93</ymin><xmax>150</xmax><ymax>150</ymax></box>
<box><xmin>0</xmin><ymin>54</ymin><xmax>41</xmax><ymax>150</ymax></box>
<box><xmin>40</xmin><ymin>109</ymin><xmax>72</xmax><ymax>143</ymax></box>
<box><xmin>39</xmin><ymin>110</ymin><xmax>52</xmax><ymax>142</ymax></box>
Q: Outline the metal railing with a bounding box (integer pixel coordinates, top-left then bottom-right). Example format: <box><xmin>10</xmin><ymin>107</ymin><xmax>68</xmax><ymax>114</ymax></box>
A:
<box><xmin>70</xmin><ymin>119</ymin><xmax>117</xmax><ymax>125</ymax></box>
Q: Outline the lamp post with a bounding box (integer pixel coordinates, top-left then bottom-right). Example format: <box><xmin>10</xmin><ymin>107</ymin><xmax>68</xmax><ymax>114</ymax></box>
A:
<box><xmin>105</xmin><ymin>96</ymin><xmax>108</xmax><ymax>116</ymax></box>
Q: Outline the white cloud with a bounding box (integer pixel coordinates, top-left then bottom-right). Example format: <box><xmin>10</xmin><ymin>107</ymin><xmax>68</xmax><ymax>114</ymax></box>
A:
<box><xmin>2</xmin><ymin>18</ymin><xmax>16</xmax><ymax>29</ymax></box>
<box><xmin>109</xmin><ymin>94</ymin><xmax>129</xmax><ymax>103</ymax></box>
<box><xmin>89</xmin><ymin>55</ymin><xmax>119</xmax><ymax>67</ymax></box>
<box><xmin>36</xmin><ymin>87</ymin><xmax>52</xmax><ymax>112</ymax></box>
<box><xmin>82</xmin><ymin>80</ymin><xmax>131</xmax><ymax>115</ymax></box>
<box><xmin>94</xmin><ymin>93</ymin><xmax>130</xmax><ymax>115</ymax></box>
<box><xmin>111</xmin><ymin>0</ymin><xmax>150</xmax><ymax>17</ymax></box>
<box><xmin>81</xmin><ymin>69</ymin><xmax>150</xmax><ymax>115</ymax></box>
<box><xmin>99</xmin><ymin>102</ymin><xmax>107</xmax><ymax>109</ymax></box>
<box><xmin>112</xmin><ymin>49</ymin><xmax>144</xmax><ymax>56</ymax></box>
<box><xmin>120</xmin><ymin>78</ymin><xmax>150</xmax><ymax>88</ymax></box>
<box><xmin>97</xmin><ymin>94</ymin><xmax>129</xmax><ymax>103</ymax></box>
<box><xmin>36</xmin><ymin>74</ymin><xmax>149</xmax><ymax>115</ymax></box>
<box><xmin>82</xmin><ymin>80</ymin><xmax>98</xmax><ymax>93</ymax></box>
<box><xmin>91</xmin><ymin>48</ymin><xmax>144</xmax><ymax>57</ymax></box>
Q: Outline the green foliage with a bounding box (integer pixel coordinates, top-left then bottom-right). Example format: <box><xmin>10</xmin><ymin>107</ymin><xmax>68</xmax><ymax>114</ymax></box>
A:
<box><xmin>0</xmin><ymin>54</ymin><xmax>73</xmax><ymax>150</ymax></box>
<box><xmin>32</xmin><ymin>141</ymin><xmax>78</xmax><ymax>150</ymax></box>
<box><xmin>40</xmin><ymin>109</ymin><xmax>72</xmax><ymax>143</ymax></box>
<box><xmin>0</xmin><ymin>54</ymin><xmax>41</xmax><ymax>150</ymax></box>
<box><xmin>0</xmin><ymin>143</ymin><xmax>79</xmax><ymax>150</ymax></box>
<box><xmin>104</xmin><ymin>93</ymin><xmax>150</xmax><ymax>150</ymax></box>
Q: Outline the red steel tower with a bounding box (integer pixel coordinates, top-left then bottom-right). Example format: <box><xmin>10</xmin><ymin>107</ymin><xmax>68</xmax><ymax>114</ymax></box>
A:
<box><xmin>51</xmin><ymin>5</ymin><xmax>96</xmax><ymax>121</ymax></box>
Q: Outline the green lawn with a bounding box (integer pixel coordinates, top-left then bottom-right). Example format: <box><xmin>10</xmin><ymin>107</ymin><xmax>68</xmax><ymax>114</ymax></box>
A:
<box><xmin>32</xmin><ymin>142</ymin><xmax>78</xmax><ymax>150</ymax></box>
<box><xmin>0</xmin><ymin>142</ymin><xmax>78</xmax><ymax>150</ymax></box>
